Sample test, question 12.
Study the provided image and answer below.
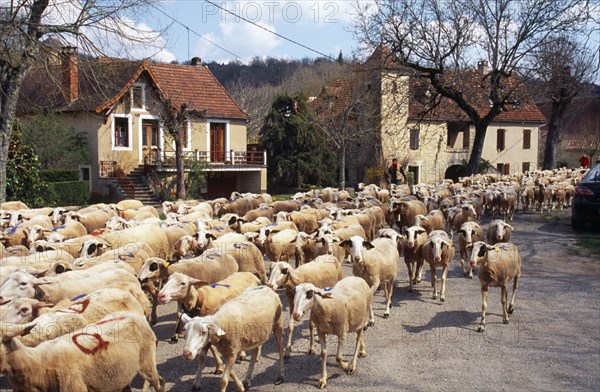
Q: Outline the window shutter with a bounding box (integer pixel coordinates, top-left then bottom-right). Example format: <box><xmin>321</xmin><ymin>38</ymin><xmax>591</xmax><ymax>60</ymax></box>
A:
<box><xmin>523</xmin><ymin>129</ymin><xmax>531</xmax><ymax>149</ymax></box>
<box><xmin>497</xmin><ymin>129</ymin><xmax>506</xmax><ymax>150</ymax></box>
<box><xmin>410</xmin><ymin>128</ymin><xmax>419</xmax><ymax>150</ymax></box>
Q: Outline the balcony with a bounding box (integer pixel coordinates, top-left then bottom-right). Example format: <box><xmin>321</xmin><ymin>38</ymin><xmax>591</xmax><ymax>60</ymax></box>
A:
<box><xmin>143</xmin><ymin>149</ymin><xmax>267</xmax><ymax>170</ymax></box>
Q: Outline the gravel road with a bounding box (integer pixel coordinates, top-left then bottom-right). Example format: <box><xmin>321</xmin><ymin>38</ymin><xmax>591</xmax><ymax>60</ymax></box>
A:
<box><xmin>2</xmin><ymin>210</ymin><xmax>599</xmax><ymax>391</ymax></box>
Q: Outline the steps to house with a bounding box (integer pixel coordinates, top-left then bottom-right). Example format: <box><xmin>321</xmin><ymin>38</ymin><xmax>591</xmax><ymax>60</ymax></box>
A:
<box><xmin>114</xmin><ymin>166</ymin><xmax>162</xmax><ymax>209</ymax></box>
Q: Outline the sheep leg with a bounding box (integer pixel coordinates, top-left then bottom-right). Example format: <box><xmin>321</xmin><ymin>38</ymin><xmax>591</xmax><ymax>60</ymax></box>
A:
<box><xmin>210</xmin><ymin>344</ymin><xmax>224</xmax><ymax>375</ymax></box>
<box><xmin>405</xmin><ymin>261</ymin><xmax>414</xmax><ymax>292</ymax></box>
<box><xmin>336</xmin><ymin>332</ymin><xmax>349</xmax><ymax>371</ymax></box>
<box><xmin>171</xmin><ymin>304</ymin><xmax>184</xmax><ymax>343</ymax></box>
<box><xmin>192</xmin><ymin>345</ymin><xmax>210</xmax><ymax>391</ymax></box>
<box><xmin>220</xmin><ymin>354</ymin><xmax>243</xmax><ymax>392</ymax></box>
<box><xmin>348</xmin><ymin>330</ymin><xmax>364</xmax><ymax>375</ymax></box>
<box><xmin>285</xmin><ymin>311</ymin><xmax>296</xmax><ymax>358</ymax></box>
<box><xmin>318</xmin><ymin>331</ymin><xmax>329</xmax><ymax>389</ymax></box>
<box><xmin>308</xmin><ymin>320</ymin><xmax>316</xmax><ymax>355</ymax></box>
<box><xmin>139</xmin><ymin>339</ymin><xmax>165</xmax><ymax>392</ymax></box>
<box><xmin>478</xmin><ymin>286</ymin><xmax>489</xmax><ymax>333</ymax></box>
<box><xmin>430</xmin><ymin>266</ymin><xmax>438</xmax><ymax>300</ymax></box>
<box><xmin>508</xmin><ymin>275</ymin><xmax>519</xmax><ymax>314</ymax></box>
<box><xmin>415</xmin><ymin>260</ymin><xmax>424</xmax><ymax>284</ymax></box>
<box><xmin>383</xmin><ymin>279</ymin><xmax>393</xmax><ymax>319</ymax></box>
<box><xmin>242</xmin><ymin>348</ymin><xmax>260</xmax><ymax>390</ymax></box>
<box><xmin>501</xmin><ymin>284</ymin><xmax>509</xmax><ymax>324</ymax></box>
<box><xmin>273</xmin><ymin>314</ymin><xmax>285</xmax><ymax>385</ymax></box>
<box><xmin>440</xmin><ymin>265</ymin><xmax>449</xmax><ymax>302</ymax></box>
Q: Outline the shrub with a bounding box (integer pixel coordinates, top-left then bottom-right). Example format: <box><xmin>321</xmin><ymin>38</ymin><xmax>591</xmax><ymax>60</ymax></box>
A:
<box><xmin>47</xmin><ymin>181</ymin><xmax>90</xmax><ymax>206</ymax></box>
<box><xmin>40</xmin><ymin>170</ymin><xmax>79</xmax><ymax>183</ymax></box>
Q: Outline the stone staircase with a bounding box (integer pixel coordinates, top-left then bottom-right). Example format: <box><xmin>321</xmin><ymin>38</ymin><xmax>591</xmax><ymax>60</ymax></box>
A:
<box><xmin>115</xmin><ymin>166</ymin><xmax>162</xmax><ymax>210</ymax></box>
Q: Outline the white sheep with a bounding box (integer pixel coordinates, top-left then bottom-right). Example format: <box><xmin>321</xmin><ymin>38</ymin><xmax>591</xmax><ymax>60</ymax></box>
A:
<box><xmin>181</xmin><ymin>285</ymin><xmax>285</xmax><ymax>392</ymax></box>
<box><xmin>292</xmin><ymin>276</ymin><xmax>373</xmax><ymax>389</ymax></box>
<box><xmin>158</xmin><ymin>271</ymin><xmax>261</xmax><ymax>380</ymax></box>
<box><xmin>422</xmin><ymin>230</ymin><xmax>455</xmax><ymax>302</ymax></box>
<box><xmin>268</xmin><ymin>256</ymin><xmax>343</xmax><ymax>358</ymax></box>
<box><xmin>469</xmin><ymin>241</ymin><xmax>522</xmax><ymax>332</ymax></box>
<box><xmin>0</xmin><ymin>311</ymin><xmax>165</xmax><ymax>391</ymax></box>
<box><xmin>341</xmin><ymin>235</ymin><xmax>399</xmax><ymax>323</ymax></box>
<box><xmin>457</xmin><ymin>221</ymin><xmax>485</xmax><ymax>278</ymax></box>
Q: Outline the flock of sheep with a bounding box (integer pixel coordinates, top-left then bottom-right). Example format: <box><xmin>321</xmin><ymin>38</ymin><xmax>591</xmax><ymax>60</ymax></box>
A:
<box><xmin>0</xmin><ymin>166</ymin><xmax>588</xmax><ymax>391</ymax></box>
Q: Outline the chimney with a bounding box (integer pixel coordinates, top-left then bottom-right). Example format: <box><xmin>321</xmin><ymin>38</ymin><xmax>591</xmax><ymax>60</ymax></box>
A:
<box><xmin>61</xmin><ymin>46</ymin><xmax>78</xmax><ymax>102</ymax></box>
<box><xmin>477</xmin><ymin>60</ymin><xmax>489</xmax><ymax>76</ymax></box>
<box><xmin>190</xmin><ymin>57</ymin><xmax>202</xmax><ymax>66</ymax></box>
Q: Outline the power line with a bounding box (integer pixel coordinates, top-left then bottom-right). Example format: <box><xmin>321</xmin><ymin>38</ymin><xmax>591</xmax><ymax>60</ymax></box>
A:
<box><xmin>201</xmin><ymin>0</ymin><xmax>348</xmax><ymax>64</ymax></box>
<box><xmin>150</xmin><ymin>4</ymin><xmax>250</xmax><ymax>64</ymax></box>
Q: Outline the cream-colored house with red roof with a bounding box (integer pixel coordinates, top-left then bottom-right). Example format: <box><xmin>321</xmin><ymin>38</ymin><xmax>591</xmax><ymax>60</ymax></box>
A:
<box><xmin>18</xmin><ymin>50</ymin><xmax>266</xmax><ymax>201</ymax></box>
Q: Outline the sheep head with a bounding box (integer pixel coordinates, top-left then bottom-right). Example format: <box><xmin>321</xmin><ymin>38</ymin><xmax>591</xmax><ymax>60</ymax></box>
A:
<box><xmin>292</xmin><ymin>283</ymin><xmax>333</xmax><ymax>321</ymax></box>
<box><xmin>181</xmin><ymin>314</ymin><xmax>225</xmax><ymax>361</ymax></box>
<box><xmin>340</xmin><ymin>235</ymin><xmax>374</xmax><ymax>264</ymax></box>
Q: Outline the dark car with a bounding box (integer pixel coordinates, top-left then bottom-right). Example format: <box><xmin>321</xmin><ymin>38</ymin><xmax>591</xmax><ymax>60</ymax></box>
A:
<box><xmin>572</xmin><ymin>163</ymin><xmax>600</xmax><ymax>231</ymax></box>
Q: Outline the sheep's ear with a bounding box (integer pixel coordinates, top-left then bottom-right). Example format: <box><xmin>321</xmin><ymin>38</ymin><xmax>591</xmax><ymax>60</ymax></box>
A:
<box><xmin>268</xmin><ymin>229</ymin><xmax>280</xmax><ymax>235</ymax></box>
<box><xmin>192</xmin><ymin>232</ymin><xmax>199</xmax><ymax>240</ymax></box>
<box><xmin>208</xmin><ymin>322</ymin><xmax>226</xmax><ymax>337</ymax></box>
<box><xmin>32</xmin><ymin>301</ymin><xmax>54</xmax><ymax>310</ymax></box>
<box><xmin>316</xmin><ymin>288</ymin><xmax>333</xmax><ymax>298</ymax></box>
<box><xmin>477</xmin><ymin>246</ymin><xmax>488</xmax><ymax>258</ymax></box>
<box><xmin>227</xmin><ymin>216</ymin><xmax>238</xmax><ymax>225</ymax></box>
<box><xmin>466</xmin><ymin>243</ymin><xmax>473</xmax><ymax>249</ymax></box>
<box><xmin>507</xmin><ymin>225</ymin><xmax>515</xmax><ymax>231</ymax></box>
<box><xmin>180</xmin><ymin>313</ymin><xmax>193</xmax><ymax>325</ymax></box>
<box><xmin>363</xmin><ymin>241</ymin><xmax>375</xmax><ymax>250</ymax></box>
<box><xmin>189</xmin><ymin>277</ymin><xmax>209</xmax><ymax>288</ymax></box>
<box><xmin>340</xmin><ymin>239</ymin><xmax>351</xmax><ymax>248</ymax></box>
<box><xmin>206</xmin><ymin>233</ymin><xmax>217</xmax><ymax>241</ymax></box>
<box><xmin>416</xmin><ymin>228</ymin><xmax>426</xmax><ymax>234</ymax></box>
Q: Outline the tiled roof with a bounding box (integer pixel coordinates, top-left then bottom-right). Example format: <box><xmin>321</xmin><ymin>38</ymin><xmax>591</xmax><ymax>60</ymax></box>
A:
<box><xmin>18</xmin><ymin>58</ymin><xmax>248</xmax><ymax>120</ymax></box>
<box><xmin>361</xmin><ymin>45</ymin><xmax>545</xmax><ymax>124</ymax></box>
<box><xmin>310</xmin><ymin>79</ymin><xmax>357</xmax><ymax>118</ymax></box>
<box><xmin>18</xmin><ymin>59</ymin><xmax>142</xmax><ymax>113</ymax></box>
<box><xmin>407</xmin><ymin>71</ymin><xmax>545</xmax><ymax>123</ymax></box>
<box><xmin>147</xmin><ymin>63</ymin><xmax>248</xmax><ymax>119</ymax></box>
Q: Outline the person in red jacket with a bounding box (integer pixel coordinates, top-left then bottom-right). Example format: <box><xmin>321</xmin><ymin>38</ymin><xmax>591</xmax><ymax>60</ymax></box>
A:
<box><xmin>579</xmin><ymin>155</ymin><xmax>590</xmax><ymax>168</ymax></box>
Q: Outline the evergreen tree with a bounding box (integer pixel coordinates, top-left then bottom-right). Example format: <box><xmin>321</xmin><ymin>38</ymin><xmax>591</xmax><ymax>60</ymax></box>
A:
<box><xmin>260</xmin><ymin>93</ymin><xmax>336</xmax><ymax>188</ymax></box>
<box><xmin>6</xmin><ymin>122</ymin><xmax>49</xmax><ymax>207</ymax></box>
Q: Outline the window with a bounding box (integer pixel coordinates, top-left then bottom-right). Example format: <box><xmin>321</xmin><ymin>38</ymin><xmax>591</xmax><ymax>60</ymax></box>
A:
<box><xmin>463</xmin><ymin>127</ymin><xmax>470</xmax><ymax>149</ymax></box>
<box><xmin>114</xmin><ymin>117</ymin><xmax>130</xmax><ymax>148</ymax></box>
<box><xmin>497</xmin><ymin>163</ymin><xmax>510</xmax><ymax>175</ymax></box>
<box><xmin>142</xmin><ymin>120</ymin><xmax>158</xmax><ymax>147</ymax></box>
<box><xmin>497</xmin><ymin>129</ymin><xmax>506</xmax><ymax>151</ymax></box>
<box><xmin>181</xmin><ymin>123</ymin><xmax>189</xmax><ymax>150</ymax></box>
<box><xmin>410</xmin><ymin>128</ymin><xmax>419</xmax><ymax>150</ymax></box>
<box><xmin>522</xmin><ymin>162</ymin><xmax>530</xmax><ymax>173</ymax></box>
<box><xmin>131</xmin><ymin>83</ymin><xmax>145</xmax><ymax>109</ymax></box>
<box><xmin>523</xmin><ymin>129</ymin><xmax>531</xmax><ymax>149</ymax></box>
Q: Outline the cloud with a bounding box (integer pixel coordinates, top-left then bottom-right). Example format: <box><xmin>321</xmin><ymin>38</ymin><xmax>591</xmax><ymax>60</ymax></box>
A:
<box><xmin>194</xmin><ymin>20</ymin><xmax>282</xmax><ymax>63</ymax></box>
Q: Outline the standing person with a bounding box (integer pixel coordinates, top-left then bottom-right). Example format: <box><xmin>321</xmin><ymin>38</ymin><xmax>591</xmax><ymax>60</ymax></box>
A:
<box><xmin>388</xmin><ymin>158</ymin><xmax>407</xmax><ymax>185</ymax></box>
<box><xmin>579</xmin><ymin>154</ymin><xmax>590</xmax><ymax>168</ymax></box>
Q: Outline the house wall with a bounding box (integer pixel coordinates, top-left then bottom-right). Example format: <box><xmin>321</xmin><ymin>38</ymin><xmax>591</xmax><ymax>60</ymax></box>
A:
<box><xmin>482</xmin><ymin>123</ymin><xmax>540</xmax><ymax>174</ymax></box>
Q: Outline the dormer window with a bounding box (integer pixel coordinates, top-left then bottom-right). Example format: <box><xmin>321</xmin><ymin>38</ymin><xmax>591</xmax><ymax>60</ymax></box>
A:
<box><xmin>131</xmin><ymin>83</ymin><xmax>146</xmax><ymax>110</ymax></box>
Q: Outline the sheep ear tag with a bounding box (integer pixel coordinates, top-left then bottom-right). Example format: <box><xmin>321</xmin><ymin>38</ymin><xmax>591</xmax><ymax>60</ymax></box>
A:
<box><xmin>163</xmin><ymin>260</ymin><xmax>171</xmax><ymax>268</ymax></box>
<box><xmin>495</xmin><ymin>247</ymin><xmax>500</xmax><ymax>252</ymax></box>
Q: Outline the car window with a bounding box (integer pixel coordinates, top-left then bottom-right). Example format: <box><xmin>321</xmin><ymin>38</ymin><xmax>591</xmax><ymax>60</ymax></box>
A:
<box><xmin>582</xmin><ymin>164</ymin><xmax>600</xmax><ymax>183</ymax></box>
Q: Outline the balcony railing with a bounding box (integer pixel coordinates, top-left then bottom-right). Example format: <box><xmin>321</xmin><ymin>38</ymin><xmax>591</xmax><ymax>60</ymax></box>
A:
<box><xmin>143</xmin><ymin>149</ymin><xmax>267</xmax><ymax>168</ymax></box>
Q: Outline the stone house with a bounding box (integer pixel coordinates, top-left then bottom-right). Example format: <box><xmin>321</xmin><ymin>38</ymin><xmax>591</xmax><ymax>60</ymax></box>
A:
<box><xmin>17</xmin><ymin>48</ymin><xmax>266</xmax><ymax>201</ymax></box>
<box><xmin>312</xmin><ymin>47</ymin><xmax>546</xmax><ymax>185</ymax></box>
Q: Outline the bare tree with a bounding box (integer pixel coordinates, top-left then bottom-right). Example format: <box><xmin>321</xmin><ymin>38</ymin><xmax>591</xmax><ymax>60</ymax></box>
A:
<box><xmin>526</xmin><ymin>35</ymin><xmax>598</xmax><ymax>169</ymax></box>
<box><xmin>226</xmin><ymin>79</ymin><xmax>276</xmax><ymax>142</ymax></box>
<box><xmin>0</xmin><ymin>0</ymin><xmax>167</xmax><ymax>202</ymax></box>
<box><xmin>310</xmin><ymin>76</ymin><xmax>381</xmax><ymax>189</ymax></box>
<box><xmin>354</xmin><ymin>0</ymin><xmax>595</xmax><ymax>175</ymax></box>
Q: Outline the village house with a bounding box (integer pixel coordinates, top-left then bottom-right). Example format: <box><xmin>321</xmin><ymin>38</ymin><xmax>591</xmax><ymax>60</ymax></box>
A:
<box><xmin>312</xmin><ymin>46</ymin><xmax>546</xmax><ymax>185</ymax></box>
<box><xmin>17</xmin><ymin>46</ymin><xmax>266</xmax><ymax>202</ymax></box>
<box><xmin>537</xmin><ymin>95</ymin><xmax>600</xmax><ymax>167</ymax></box>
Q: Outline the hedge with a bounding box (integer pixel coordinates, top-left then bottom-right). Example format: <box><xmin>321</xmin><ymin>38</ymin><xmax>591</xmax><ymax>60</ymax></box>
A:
<box><xmin>47</xmin><ymin>181</ymin><xmax>90</xmax><ymax>206</ymax></box>
<box><xmin>40</xmin><ymin>169</ymin><xmax>79</xmax><ymax>183</ymax></box>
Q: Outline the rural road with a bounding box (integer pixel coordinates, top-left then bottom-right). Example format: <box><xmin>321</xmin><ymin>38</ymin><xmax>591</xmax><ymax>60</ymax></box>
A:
<box><xmin>1</xmin><ymin>209</ymin><xmax>598</xmax><ymax>391</ymax></box>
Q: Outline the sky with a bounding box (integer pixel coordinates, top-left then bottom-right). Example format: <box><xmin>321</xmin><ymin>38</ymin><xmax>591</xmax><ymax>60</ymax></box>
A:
<box><xmin>145</xmin><ymin>0</ymin><xmax>361</xmax><ymax>64</ymax></box>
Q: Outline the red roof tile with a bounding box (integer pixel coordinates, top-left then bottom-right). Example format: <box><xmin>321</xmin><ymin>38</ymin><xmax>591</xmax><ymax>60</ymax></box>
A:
<box><xmin>18</xmin><ymin>58</ymin><xmax>248</xmax><ymax>120</ymax></box>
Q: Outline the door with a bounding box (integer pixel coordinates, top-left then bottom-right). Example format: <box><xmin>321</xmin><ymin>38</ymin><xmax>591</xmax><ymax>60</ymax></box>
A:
<box><xmin>210</xmin><ymin>122</ymin><xmax>226</xmax><ymax>162</ymax></box>
<box><xmin>142</xmin><ymin>119</ymin><xmax>159</xmax><ymax>164</ymax></box>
